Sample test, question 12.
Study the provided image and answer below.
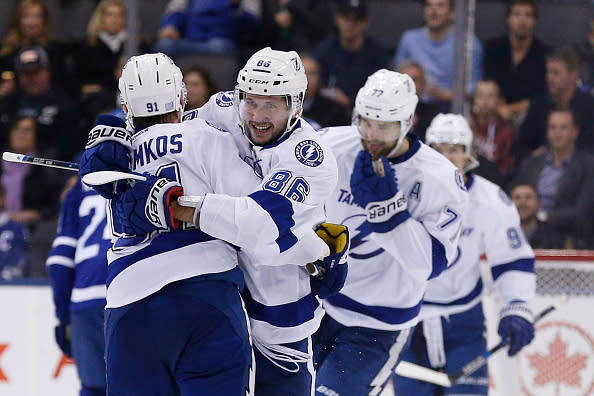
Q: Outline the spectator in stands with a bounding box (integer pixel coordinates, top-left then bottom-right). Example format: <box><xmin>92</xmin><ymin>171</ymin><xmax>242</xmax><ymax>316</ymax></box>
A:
<box><xmin>154</xmin><ymin>0</ymin><xmax>260</xmax><ymax>57</ymax></box>
<box><xmin>510</xmin><ymin>183</ymin><xmax>563</xmax><ymax>249</ymax></box>
<box><xmin>0</xmin><ymin>184</ymin><xmax>28</xmax><ymax>281</ymax></box>
<box><xmin>397</xmin><ymin>60</ymin><xmax>443</xmax><ymax>140</ymax></box>
<box><xmin>0</xmin><ymin>116</ymin><xmax>60</xmax><ymax>228</ymax></box>
<box><xmin>183</xmin><ymin>65</ymin><xmax>217</xmax><ymax>110</ymax></box>
<box><xmin>514</xmin><ymin>108</ymin><xmax>594</xmax><ymax>249</ymax></box>
<box><xmin>0</xmin><ymin>47</ymin><xmax>81</xmax><ymax>161</ymax></box>
<box><xmin>470</xmin><ymin>80</ymin><xmax>516</xmax><ymax>179</ymax></box>
<box><xmin>77</xmin><ymin>0</ymin><xmax>127</xmax><ymax>128</ymax></box>
<box><xmin>313</xmin><ymin>0</ymin><xmax>390</xmax><ymax>107</ymax></box>
<box><xmin>300</xmin><ymin>54</ymin><xmax>350</xmax><ymax>129</ymax></box>
<box><xmin>393</xmin><ymin>0</ymin><xmax>483</xmax><ymax>105</ymax></box>
<box><xmin>574</xmin><ymin>17</ymin><xmax>593</xmax><ymax>96</ymax></box>
<box><xmin>484</xmin><ymin>0</ymin><xmax>548</xmax><ymax>125</ymax></box>
<box><xmin>258</xmin><ymin>0</ymin><xmax>336</xmax><ymax>52</ymax></box>
<box><xmin>0</xmin><ymin>0</ymin><xmax>71</xmax><ymax>93</ymax></box>
<box><xmin>517</xmin><ymin>47</ymin><xmax>594</xmax><ymax>159</ymax></box>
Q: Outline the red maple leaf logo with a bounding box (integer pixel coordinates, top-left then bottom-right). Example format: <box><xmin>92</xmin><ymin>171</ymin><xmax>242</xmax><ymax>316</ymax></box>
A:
<box><xmin>527</xmin><ymin>332</ymin><xmax>588</xmax><ymax>390</ymax></box>
<box><xmin>0</xmin><ymin>344</ymin><xmax>8</xmax><ymax>381</ymax></box>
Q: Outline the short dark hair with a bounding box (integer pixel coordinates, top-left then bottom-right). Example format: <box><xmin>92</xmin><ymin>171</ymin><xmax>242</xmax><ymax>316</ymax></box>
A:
<box><xmin>132</xmin><ymin>112</ymin><xmax>178</xmax><ymax>131</ymax></box>
<box><xmin>505</xmin><ymin>0</ymin><xmax>538</xmax><ymax>18</ymax></box>
<box><xmin>548</xmin><ymin>106</ymin><xmax>578</xmax><ymax>129</ymax></box>
<box><xmin>424</xmin><ymin>0</ymin><xmax>453</xmax><ymax>9</ymax></box>
<box><xmin>546</xmin><ymin>47</ymin><xmax>580</xmax><ymax>72</ymax></box>
<box><xmin>510</xmin><ymin>182</ymin><xmax>539</xmax><ymax>198</ymax></box>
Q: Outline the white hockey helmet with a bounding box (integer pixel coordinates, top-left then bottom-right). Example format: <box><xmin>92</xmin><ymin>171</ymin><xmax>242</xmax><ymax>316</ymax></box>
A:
<box><xmin>354</xmin><ymin>69</ymin><xmax>419</xmax><ymax>153</ymax></box>
<box><xmin>235</xmin><ymin>47</ymin><xmax>307</xmax><ymax>143</ymax></box>
<box><xmin>119</xmin><ymin>53</ymin><xmax>185</xmax><ymax>125</ymax></box>
<box><xmin>425</xmin><ymin>113</ymin><xmax>479</xmax><ymax>172</ymax></box>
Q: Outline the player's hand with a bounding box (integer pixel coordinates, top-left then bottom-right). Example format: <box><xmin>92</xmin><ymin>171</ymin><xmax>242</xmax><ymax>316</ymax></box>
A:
<box><xmin>498</xmin><ymin>300</ymin><xmax>534</xmax><ymax>356</ymax></box>
<box><xmin>54</xmin><ymin>323</ymin><xmax>71</xmax><ymax>357</ymax></box>
<box><xmin>79</xmin><ymin>114</ymin><xmax>132</xmax><ymax>199</ymax></box>
<box><xmin>350</xmin><ymin>150</ymin><xmax>409</xmax><ymax>231</ymax></box>
<box><xmin>309</xmin><ymin>223</ymin><xmax>349</xmax><ymax>299</ymax></box>
<box><xmin>114</xmin><ymin>174</ymin><xmax>184</xmax><ymax>235</ymax></box>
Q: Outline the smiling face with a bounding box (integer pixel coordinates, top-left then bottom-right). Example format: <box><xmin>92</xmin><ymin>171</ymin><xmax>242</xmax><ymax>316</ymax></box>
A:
<box><xmin>239</xmin><ymin>94</ymin><xmax>292</xmax><ymax>146</ymax></box>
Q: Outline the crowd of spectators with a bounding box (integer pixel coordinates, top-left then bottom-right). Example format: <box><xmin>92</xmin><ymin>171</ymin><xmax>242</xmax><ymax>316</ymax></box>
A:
<box><xmin>0</xmin><ymin>0</ymin><xmax>592</xmax><ymax>279</ymax></box>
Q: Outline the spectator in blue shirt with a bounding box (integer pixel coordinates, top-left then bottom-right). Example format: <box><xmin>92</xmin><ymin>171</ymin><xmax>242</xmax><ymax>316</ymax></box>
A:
<box><xmin>393</xmin><ymin>0</ymin><xmax>483</xmax><ymax>105</ymax></box>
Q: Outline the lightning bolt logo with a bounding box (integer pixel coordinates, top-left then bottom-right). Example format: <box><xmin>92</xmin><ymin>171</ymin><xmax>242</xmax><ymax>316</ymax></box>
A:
<box><xmin>294</xmin><ymin>140</ymin><xmax>324</xmax><ymax>167</ymax></box>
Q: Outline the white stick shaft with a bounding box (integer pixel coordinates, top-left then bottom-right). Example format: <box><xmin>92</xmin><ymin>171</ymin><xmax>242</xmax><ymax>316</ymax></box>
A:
<box><xmin>82</xmin><ymin>171</ymin><xmax>147</xmax><ymax>186</ymax></box>
<box><xmin>177</xmin><ymin>196</ymin><xmax>204</xmax><ymax>208</ymax></box>
<box><xmin>2</xmin><ymin>151</ymin><xmax>79</xmax><ymax>171</ymax></box>
<box><xmin>394</xmin><ymin>361</ymin><xmax>452</xmax><ymax>388</ymax></box>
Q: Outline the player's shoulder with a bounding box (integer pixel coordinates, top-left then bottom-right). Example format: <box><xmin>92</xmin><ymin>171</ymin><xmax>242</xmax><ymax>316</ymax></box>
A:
<box><xmin>468</xmin><ymin>174</ymin><xmax>517</xmax><ymax>215</ymax></box>
<box><xmin>318</xmin><ymin>125</ymin><xmax>360</xmax><ymax>156</ymax></box>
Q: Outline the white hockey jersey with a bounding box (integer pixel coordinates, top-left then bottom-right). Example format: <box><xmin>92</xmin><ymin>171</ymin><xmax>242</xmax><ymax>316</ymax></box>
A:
<box><xmin>420</xmin><ymin>174</ymin><xmax>535</xmax><ymax>319</ymax></box>
<box><xmin>182</xmin><ymin>92</ymin><xmax>338</xmax><ymax>344</ymax></box>
<box><xmin>320</xmin><ymin>126</ymin><xmax>469</xmax><ymax>331</ymax></box>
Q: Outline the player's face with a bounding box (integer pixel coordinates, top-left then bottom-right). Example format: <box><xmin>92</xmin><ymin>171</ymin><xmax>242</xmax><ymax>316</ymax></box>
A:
<box><xmin>432</xmin><ymin>143</ymin><xmax>467</xmax><ymax>170</ymax></box>
<box><xmin>507</xmin><ymin>4</ymin><xmax>536</xmax><ymax>39</ymax></box>
<box><xmin>240</xmin><ymin>94</ymin><xmax>292</xmax><ymax>146</ymax></box>
<box><xmin>358</xmin><ymin>117</ymin><xmax>401</xmax><ymax>158</ymax></box>
<box><xmin>511</xmin><ymin>185</ymin><xmax>540</xmax><ymax>221</ymax></box>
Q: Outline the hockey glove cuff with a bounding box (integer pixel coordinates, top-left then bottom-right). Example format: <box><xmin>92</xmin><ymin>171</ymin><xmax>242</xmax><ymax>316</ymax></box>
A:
<box><xmin>309</xmin><ymin>223</ymin><xmax>350</xmax><ymax>299</ymax></box>
<box><xmin>498</xmin><ymin>300</ymin><xmax>534</xmax><ymax>356</ymax></box>
<box><xmin>54</xmin><ymin>323</ymin><xmax>71</xmax><ymax>357</ymax></box>
<box><xmin>365</xmin><ymin>190</ymin><xmax>411</xmax><ymax>233</ymax></box>
<box><xmin>114</xmin><ymin>175</ymin><xmax>184</xmax><ymax>235</ymax></box>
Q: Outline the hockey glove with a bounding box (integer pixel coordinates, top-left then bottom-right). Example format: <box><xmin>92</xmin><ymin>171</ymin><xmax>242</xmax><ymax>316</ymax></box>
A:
<box><xmin>309</xmin><ymin>223</ymin><xmax>350</xmax><ymax>299</ymax></box>
<box><xmin>54</xmin><ymin>323</ymin><xmax>71</xmax><ymax>357</ymax></box>
<box><xmin>114</xmin><ymin>174</ymin><xmax>184</xmax><ymax>235</ymax></box>
<box><xmin>350</xmin><ymin>150</ymin><xmax>410</xmax><ymax>232</ymax></box>
<box><xmin>79</xmin><ymin>114</ymin><xmax>132</xmax><ymax>199</ymax></box>
<box><xmin>498</xmin><ymin>300</ymin><xmax>534</xmax><ymax>356</ymax></box>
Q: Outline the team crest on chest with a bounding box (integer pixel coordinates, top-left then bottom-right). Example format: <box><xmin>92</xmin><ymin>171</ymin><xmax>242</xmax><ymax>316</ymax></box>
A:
<box><xmin>295</xmin><ymin>140</ymin><xmax>324</xmax><ymax>167</ymax></box>
<box><xmin>215</xmin><ymin>91</ymin><xmax>234</xmax><ymax>107</ymax></box>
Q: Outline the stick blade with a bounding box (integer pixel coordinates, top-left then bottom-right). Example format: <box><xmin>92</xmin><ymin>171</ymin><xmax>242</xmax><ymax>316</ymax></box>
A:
<box><xmin>82</xmin><ymin>171</ymin><xmax>146</xmax><ymax>186</ymax></box>
<box><xmin>394</xmin><ymin>361</ymin><xmax>452</xmax><ymax>388</ymax></box>
<box><xmin>2</xmin><ymin>151</ymin><xmax>24</xmax><ymax>163</ymax></box>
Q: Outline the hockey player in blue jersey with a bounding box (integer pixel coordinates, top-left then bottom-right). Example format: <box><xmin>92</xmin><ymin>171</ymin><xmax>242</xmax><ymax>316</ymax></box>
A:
<box><xmin>0</xmin><ymin>185</ymin><xmax>28</xmax><ymax>280</ymax></box>
<box><xmin>46</xmin><ymin>177</ymin><xmax>111</xmax><ymax>396</ymax></box>
<box><xmin>392</xmin><ymin>114</ymin><xmax>536</xmax><ymax>396</ymax></box>
<box><xmin>314</xmin><ymin>70</ymin><xmax>469</xmax><ymax>396</ymax></box>
<box><xmin>78</xmin><ymin>51</ymin><xmax>348</xmax><ymax>396</ymax></box>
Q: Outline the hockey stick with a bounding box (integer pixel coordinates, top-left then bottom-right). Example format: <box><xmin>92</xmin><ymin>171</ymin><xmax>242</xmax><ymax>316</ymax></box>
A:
<box><xmin>2</xmin><ymin>151</ymin><xmax>146</xmax><ymax>185</ymax></box>
<box><xmin>395</xmin><ymin>304</ymin><xmax>558</xmax><ymax>387</ymax></box>
<box><xmin>2</xmin><ymin>151</ymin><xmax>80</xmax><ymax>172</ymax></box>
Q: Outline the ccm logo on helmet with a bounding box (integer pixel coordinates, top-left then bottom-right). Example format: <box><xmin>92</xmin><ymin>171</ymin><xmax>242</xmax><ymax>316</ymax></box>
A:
<box><xmin>367</xmin><ymin>194</ymin><xmax>406</xmax><ymax>222</ymax></box>
<box><xmin>248</xmin><ymin>79</ymin><xmax>270</xmax><ymax>85</ymax></box>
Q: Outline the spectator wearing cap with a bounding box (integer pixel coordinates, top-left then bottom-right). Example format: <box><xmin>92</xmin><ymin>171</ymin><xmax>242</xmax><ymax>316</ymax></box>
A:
<box><xmin>517</xmin><ymin>47</ymin><xmax>594</xmax><ymax>159</ymax></box>
<box><xmin>0</xmin><ymin>0</ymin><xmax>72</xmax><ymax>94</ymax></box>
<box><xmin>0</xmin><ymin>47</ymin><xmax>80</xmax><ymax>161</ymax></box>
<box><xmin>513</xmin><ymin>108</ymin><xmax>594</xmax><ymax>249</ymax></box>
<box><xmin>313</xmin><ymin>0</ymin><xmax>391</xmax><ymax>108</ymax></box>
<box><xmin>393</xmin><ymin>0</ymin><xmax>483</xmax><ymax>106</ymax></box>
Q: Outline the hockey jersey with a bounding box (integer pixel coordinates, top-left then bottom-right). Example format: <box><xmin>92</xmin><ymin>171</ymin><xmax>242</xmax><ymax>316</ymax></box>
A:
<box><xmin>0</xmin><ymin>213</ymin><xmax>27</xmax><ymax>280</ymax></box>
<box><xmin>420</xmin><ymin>174</ymin><xmax>535</xmax><ymax>319</ymax></box>
<box><xmin>46</xmin><ymin>179</ymin><xmax>110</xmax><ymax>324</ymax></box>
<box><xmin>185</xmin><ymin>91</ymin><xmax>338</xmax><ymax>344</ymax></box>
<box><xmin>320</xmin><ymin>126</ymin><xmax>468</xmax><ymax>331</ymax></box>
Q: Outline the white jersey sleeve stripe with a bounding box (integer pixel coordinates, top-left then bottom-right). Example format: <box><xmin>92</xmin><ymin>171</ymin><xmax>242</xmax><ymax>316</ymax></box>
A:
<box><xmin>491</xmin><ymin>257</ymin><xmax>535</xmax><ymax>280</ymax></box>
<box><xmin>326</xmin><ymin>292</ymin><xmax>422</xmax><ymax>325</ymax></box>
<box><xmin>71</xmin><ymin>284</ymin><xmax>107</xmax><ymax>302</ymax></box>
<box><xmin>46</xmin><ymin>255</ymin><xmax>75</xmax><ymax>268</ymax></box>
<box><xmin>52</xmin><ymin>236</ymin><xmax>77</xmax><ymax>247</ymax></box>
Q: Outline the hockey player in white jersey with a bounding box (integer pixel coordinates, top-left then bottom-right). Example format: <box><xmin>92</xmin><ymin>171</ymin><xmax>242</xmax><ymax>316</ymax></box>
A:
<box><xmin>176</xmin><ymin>47</ymin><xmax>346</xmax><ymax>396</ymax></box>
<box><xmin>79</xmin><ymin>51</ymin><xmax>348</xmax><ymax>396</ymax></box>
<box><xmin>314</xmin><ymin>70</ymin><xmax>469</xmax><ymax>396</ymax></box>
<box><xmin>392</xmin><ymin>114</ymin><xmax>536</xmax><ymax>396</ymax></box>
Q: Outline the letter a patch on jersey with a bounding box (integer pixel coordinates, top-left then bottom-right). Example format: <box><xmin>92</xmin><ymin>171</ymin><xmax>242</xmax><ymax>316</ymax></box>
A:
<box><xmin>295</xmin><ymin>140</ymin><xmax>324</xmax><ymax>167</ymax></box>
